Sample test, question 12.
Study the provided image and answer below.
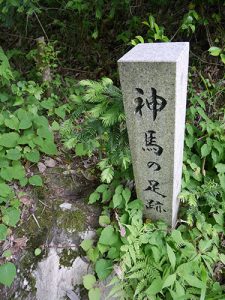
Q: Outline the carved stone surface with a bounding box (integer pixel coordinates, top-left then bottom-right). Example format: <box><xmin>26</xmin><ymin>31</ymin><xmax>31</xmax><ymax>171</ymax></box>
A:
<box><xmin>118</xmin><ymin>42</ymin><xmax>189</xmax><ymax>227</ymax></box>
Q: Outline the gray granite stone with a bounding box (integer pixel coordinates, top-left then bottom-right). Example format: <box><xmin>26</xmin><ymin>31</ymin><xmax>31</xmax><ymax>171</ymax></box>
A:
<box><xmin>118</xmin><ymin>42</ymin><xmax>189</xmax><ymax>227</ymax></box>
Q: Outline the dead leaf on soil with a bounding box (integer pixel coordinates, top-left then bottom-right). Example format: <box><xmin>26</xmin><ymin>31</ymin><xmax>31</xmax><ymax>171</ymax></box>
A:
<box><xmin>38</xmin><ymin>162</ymin><xmax>47</xmax><ymax>173</ymax></box>
<box><xmin>44</xmin><ymin>158</ymin><xmax>56</xmax><ymax>168</ymax></box>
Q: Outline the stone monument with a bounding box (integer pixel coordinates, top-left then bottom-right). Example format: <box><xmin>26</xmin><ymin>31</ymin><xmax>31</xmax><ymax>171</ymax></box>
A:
<box><xmin>118</xmin><ymin>42</ymin><xmax>189</xmax><ymax>227</ymax></box>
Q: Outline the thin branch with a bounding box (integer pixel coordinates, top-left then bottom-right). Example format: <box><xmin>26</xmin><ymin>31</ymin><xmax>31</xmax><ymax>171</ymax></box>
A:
<box><xmin>34</xmin><ymin>11</ymin><xmax>49</xmax><ymax>42</ymax></box>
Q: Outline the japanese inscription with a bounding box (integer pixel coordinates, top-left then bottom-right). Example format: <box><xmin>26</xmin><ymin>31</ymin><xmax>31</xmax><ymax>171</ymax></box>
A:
<box><xmin>135</xmin><ymin>88</ymin><xmax>167</xmax><ymax>120</ymax></box>
<box><xmin>135</xmin><ymin>87</ymin><xmax>168</xmax><ymax>213</ymax></box>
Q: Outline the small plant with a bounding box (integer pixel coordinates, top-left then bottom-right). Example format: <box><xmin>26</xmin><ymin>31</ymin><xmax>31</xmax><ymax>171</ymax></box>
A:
<box><xmin>131</xmin><ymin>15</ymin><xmax>169</xmax><ymax>46</ymax></box>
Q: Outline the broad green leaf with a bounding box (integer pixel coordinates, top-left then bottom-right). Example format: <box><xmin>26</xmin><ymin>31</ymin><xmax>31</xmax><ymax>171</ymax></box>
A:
<box><xmin>25</xmin><ymin>149</ymin><xmax>40</xmax><ymax>163</ymax></box>
<box><xmin>167</xmin><ymin>243</ymin><xmax>176</xmax><ymax>270</ymax></box>
<box><xmin>39</xmin><ymin>141</ymin><xmax>57</xmax><ymax>155</ymax></box>
<box><xmin>208</xmin><ymin>46</ymin><xmax>222</xmax><ymax>56</ymax></box>
<box><xmin>107</xmin><ymin>247</ymin><xmax>120</xmax><ymax>259</ymax></box>
<box><xmin>29</xmin><ymin>175</ymin><xmax>43</xmax><ymax>186</ymax></box>
<box><xmin>83</xmin><ymin>274</ymin><xmax>96</xmax><ymax>290</ymax></box>
<box><xmin>95</xmin><ymin>259</ymin><xmax>112</xmax><ymax>280</ymax></box>
<box><xmin>0</xmin><ymin>262</ymin><xmax>16</xmax><ymax>287</ymax></box>
<box><xmin>112</xmin><ymin>194</ymin><xmax>122</xmax><ymax>208</ymax></box>
<box><xmin>6</xmin><ymin>149</ymin><xmax>21</xmax><ymax>161</ymax></box>
<box><xmin>88</xmin><ymin>288</ymin><xmax>100</xmax><ymax>300</ymax></box>
<box><xmin>80</xmin><ymin>239</ymin><xmax>93</xmax><ymax>251</ymax></box>
<box><xmin>201</xmin><ymin>143</ymin><xmax>211</xmax><ymax>157</ymax></box>
<box><xmin>115</xmin><ymin>185</ymin><xmax>123</xmax><ymax>194</ymax></box>
<box><xmin>89</xmin><ymin>192</ymin><xmax>100</xmax><ymax>204</ymax></box>
<box><xmin>146</xmin><ymin>277</ymin><xmax>163</xmax><ymax>296</ymax></box>
<box><xmin>0</xmin><ymin>133</ymin><xmax>19</xmax><ymax>148</ymax></box>
<box><xmin>2</xmin><ymin>207</ymin><xmax>20</xmax><ymax>226</ymax></box>
<box><xmin>99</xmin><ymin>215</ymin><xmax>110</xmax><ymax>226</ymax></box>
<box><xmin>0</xmin><ymin>167</ymin><xmax>13</xmax><ymax>181</ymax></box>
<box><xmin>101</xmin><ymin>167</ymin><xmax>114</xmax><ymax>183</ymax></box>
<box><xmin>87</xmin><ymin>247</ymin><xmax>99</xmax><ymax>263</ymax></box>
<box><xmin>34</xmin><ymin>248</ymin><xmax>42</xmax><ymax>256</ymax></box>
<box><xmin>219</xmin><ymin>173</ymin><xmax>225</xmax><ymax>191</ymax></box>
<box><xmin>19</xmin><ymin>118</ymin><xmax>32</xmax><ymax>130</ymax></box>
<box><xmin>0</xmin><ymin>183</ymin><xmax>12</xmax><ymax>197</ymax></box>
<box><xmin>4</xmin><ymin>116</ymin><xmax>19</xmax><ymax>130</ymax></box>
<box><xmin>75</xmin><ymin>143</ymin><xmax>86</xmax><ymax>156</ymax></box>
<box><xmin>12</xmin><ymin>163</ymin><xmax>25</xmax><ymax>180</ymax></box>
<box><xmin>163</xmin><ymin>274</ymin><xmax>176</xmax><ymax>289</ymax></box>
<box><xmin>96</xmin><ymin>184</ymin><xmax>108</xmax><ymax>193</ymax></box>
<box><xmin>37</xmin><ymin>126</ymin><xmax>54</xmax><ymax>141</ymax></box>
<box><xmin>122</xmin><ymin>187</ymin><xmax>131</xmax><ymax>202</ymax></box>
<box><xmin>221</xmin><ymin>53</ymin><xmax>225</xmax><ymax>64</ymax></box>
<box><xmin>215</xmin><ymin>163</ymin><xmax>225</xmax><ymax>173</ymax></box>
<box><xmin>183</xmin><ymin>274</ymin><xmax>204</xmax><ymax>289</ymax></box>
<box><xmin>99</xmin><ymin>226</ymin><xmax>119</xmax><ymax>246</ymax></box>
<box><xmin>0</xmin><ymin>224</ymin><xmax>8</xmax><ymax>240</ymax></box>
<box><xmin>2</xmin><ymin>250</ymin><xmax>12</xmax><ymax>258</ymax></box>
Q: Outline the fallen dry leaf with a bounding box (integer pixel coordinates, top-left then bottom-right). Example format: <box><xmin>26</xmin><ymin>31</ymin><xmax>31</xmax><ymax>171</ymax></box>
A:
<box><xmin>44</xmin><ymin>158</ymin><xmax>56</xmax><ymax>168</ymax></box>
<box><xmin>38</xmin><ymin>162</ymin><xmax>47</xmax><ymax>173</ymax></box>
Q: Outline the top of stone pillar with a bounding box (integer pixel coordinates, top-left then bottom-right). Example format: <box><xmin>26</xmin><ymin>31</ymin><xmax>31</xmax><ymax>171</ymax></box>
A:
<box><xmin>118</xmin><ymin>42</ymin><xmax>189</xmax><ymax>63</ymax></box>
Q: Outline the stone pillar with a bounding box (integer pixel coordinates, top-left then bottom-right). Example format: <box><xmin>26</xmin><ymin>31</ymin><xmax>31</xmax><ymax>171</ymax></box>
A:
<box><xmin>118</xmin><ymin>42</ymin><xmax>189</xmax><ymax>227</ymax></box>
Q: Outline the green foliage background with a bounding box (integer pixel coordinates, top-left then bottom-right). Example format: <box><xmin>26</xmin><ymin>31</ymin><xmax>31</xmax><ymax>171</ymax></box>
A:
<box><xmin>0</xmin><ymin>0</ymin><xmax>224</xmax><ymax>298</ymax></box>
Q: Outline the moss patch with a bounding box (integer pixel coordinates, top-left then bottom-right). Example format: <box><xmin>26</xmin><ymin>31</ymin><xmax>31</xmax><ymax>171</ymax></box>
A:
<box><xmin>58</xmin><ymin>209</ymin><xmax>86</xmax><ymax>232</ymax></box>
<box><xmin>59</xmin><ymin>248</ymin><xmax>79</xmax><ymax>267</ymax></box>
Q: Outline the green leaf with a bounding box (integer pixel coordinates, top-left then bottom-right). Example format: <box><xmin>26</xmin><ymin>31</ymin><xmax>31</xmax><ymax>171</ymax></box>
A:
<box><xmin>96</xmin><ymin>184</ymin><xmax>108</xmax><ymax>193</ymax></box>
<box><xmin>2</xmin><ymin>250</ymin><xmax>12</xmax><ymax>258</ymax></box>
<box><xmin>75</xmin><ymin>143</ymin><xmax>86</xmax><ymax>156</ymax></box>
<box><xmin>163</xmin><ymin>274</ymin><xmax>176</xmax><ymax>289</ymax></box>
<box><xmin>166</xmin><ymin>244</ymin><xmax>176</xmax><ymax>270</ymax></box>
<box><xmin>0</xmin><ymin>183</ymin><xmax>12</xmax><ymax>197</ymax></box>
<box><xmin>37</xmin><ymin>126</ymin><xmax>54</xmax><ymax>141</ymax></box>
<box><xmin>0</xmin><ymin>224</ymin><xmax>8</xmax><ymax>240</ymax></box>
<box><xmin>12</xmin><ymin>163</ymin><xmax>25</xmax><ymax>180</ymax></box>
<box><xmin>201</xmin><ymin>143</ymin><xmax>211</xmax><ymax>157</ymax></box>
<box><xmin>34</xmin><ymin>248</ymin><xmax>42</xmax><ymax>256</ymax></box>
<box><xmin>99</xmin><ymin>215</ymin><xmax>110</xmax><ymax>226</ymax></box>
<box><xmin>4</xmin><ymin>116</ymin><xmax>19</xmax><ymax>130</ymax></box>
<box><xmin>183</xmin><ymin>274</ymin><xmax>204</xmax><ymax>289</ymax></box>
<box><xmin>6</xmin><ymin>149</ymin><xmax>21</xmax><ymax>161</ymax></box>
<box><xmin>40</xmin><ymin>141</ymin><xmax>57</xmax><ymax>155</ymax></box>
<box><xmin>221</xmin><ymin>53</ymin><xmax>225</xmax><ymax>64</ymax></box>
<box><xmin>112</xmin><ymin>194</ymin><xmax>122</xmax><ymax>208</ymax></box>
<box><xmin>88</xmin><ymin>288</ymin><xmax>100</xmax><ymax>300</ymax></box>
<box><xmin>215</xmin><ymin>163</ymin><xmax>225</xmax><ymax>173</ymax></box>
<box><xmin>0</xmin><ymin>167</ymin><xmax>13</xmax><ymax>181</ymax></box>
<box><xmin>99</xmin><ymin>226</ymin><xmax>119</xmax><ymax>246</ymax></box>
<box><xmin>83</xmin><ymin>274</ymin><xmax>96</xmax><ymax>290</ymax></box>
<box><xmin>80</xmin><ymin>239</ymin><xmax>93</xmax><ymax>251</ymax></box>
<box><xmin>146</xmin><ymin>277</ymin><xmax>163</xmax><ymax>296</ymax></box>
<box><xmin>0</xmin><ymin>262</ymin><xmax>16</xmax><ymax>287</ymax></box>
<box><xmin>122</xmin><ymin>187</ymin><xmax>131</xmax><ymax>202</ymax></box>
<box><xmin>87</xmin><ymin>247</ymin><xmax>99</xmax><ymax>263</ymax></box>
<box><xmin>208</xmin><ymin>46</ymin><xmax>222</xmax><ymax>56</ymax></box>
<box><xmin>2</xmin><ymin>207</ymin><xmax>20</xmax><ymax>227</ymax></box>
<box><xmin>101</xmin><ymin>167</ymin><xmax>114</xmax><ymax>183</ymax></box>
<box><xmin>218</xmin><ymin>173</ymin><xmax>225</xmax><ymax>191</ymax></box>
<box><xmin>29</xmin><ymin>175</ymin><xmax>43</xmax><ymax>186</ymax></box>
<box><xmin>89</xmin><ymin>192</ymin><xmax>100</xmax><ymax>204</ymax></box>
<box><xmin>95</xmin><ymin>259</ymin><xmax>112</xmax><ymax>280</ymax></box>
<box><xmin>0</xmin><ymin>133</ymin><xmax>19</xmax><ymax>148</ymax></box>
<box><xmin>115</xmin><ymin>185</ymin><xmax>123</xmax><ymax>194</ymax></box>
<box><xmin>25</xmin><ymin>149</ymin><xmax>40</xmax><ymax>163</ymax></box>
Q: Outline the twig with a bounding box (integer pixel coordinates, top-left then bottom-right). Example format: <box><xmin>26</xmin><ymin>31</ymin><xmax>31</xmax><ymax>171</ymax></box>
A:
<box><xmin>38</xmin><ymin>199</ymin><xmax>50</xmax><ymax>208</ymax></box>
<box><xmin>202</xmin><ymin>157</ymin><xmax>206</xmax><ymax>177</ymax></box>
<box><xmin>32</xmin><ymin>213</ymin><xmax>41</xmax><ymax>229</ymax></box>
<box><xmin>34</xmin><ymin>11</ymin><xmax>49</xmax><ymax>41</ymax></box>
<box><xmin>190</xmin><ymin>50</ymin><xmax>223</xmax><ymax>67</ymax></box>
